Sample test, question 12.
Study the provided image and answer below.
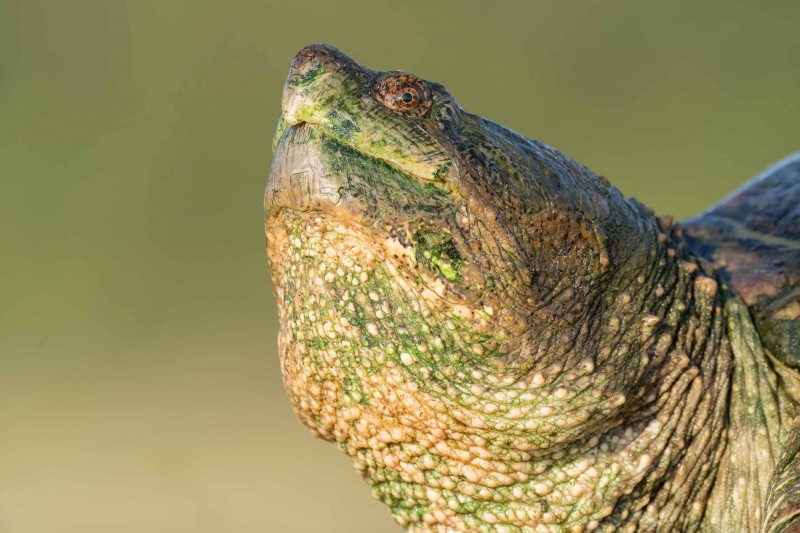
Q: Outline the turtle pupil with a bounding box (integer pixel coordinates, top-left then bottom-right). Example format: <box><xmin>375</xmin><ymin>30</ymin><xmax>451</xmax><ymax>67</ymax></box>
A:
<box><xmin>401</xmin><ymin>91</ymin><xmax>414</xmax><ymax>103</ymax></box>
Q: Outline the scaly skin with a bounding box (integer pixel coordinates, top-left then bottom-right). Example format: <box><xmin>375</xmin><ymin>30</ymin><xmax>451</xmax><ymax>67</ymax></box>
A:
<box><xmin>264</xmin><ymin>45</ymin><xmax>800</xmax><ymax>532</ymax></box>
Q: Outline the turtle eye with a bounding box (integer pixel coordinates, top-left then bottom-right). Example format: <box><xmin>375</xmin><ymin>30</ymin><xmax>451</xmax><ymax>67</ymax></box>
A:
<box><xmin>372</xmin><ymin>73</ymin><xmax>432</xmax><ymax>117</ymax></box>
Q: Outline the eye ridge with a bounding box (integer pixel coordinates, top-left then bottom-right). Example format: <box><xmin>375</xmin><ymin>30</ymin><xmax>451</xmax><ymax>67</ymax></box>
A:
<box><xmin>372</xmin><ymin>72</ymin><xmax>432</xmax><ymax>117</ymax></box>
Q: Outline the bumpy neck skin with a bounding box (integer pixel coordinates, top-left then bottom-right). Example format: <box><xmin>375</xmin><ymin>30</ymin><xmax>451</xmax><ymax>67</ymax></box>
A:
<box><xmin>573</xmin><ymin>214</ymin><xmax>734</xmax><ymax>532</ymax></box>
<box><xmin>268</xmin><ymin>194</ymin><xmax>800</xmax><ymax>532</ymax></box>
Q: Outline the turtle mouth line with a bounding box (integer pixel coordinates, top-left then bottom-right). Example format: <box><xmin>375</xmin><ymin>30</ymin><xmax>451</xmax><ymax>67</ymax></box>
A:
<box><xmin>278</xmin><ymin>118</ymin><xmax>447</xmax><ymax>187</ymax></box>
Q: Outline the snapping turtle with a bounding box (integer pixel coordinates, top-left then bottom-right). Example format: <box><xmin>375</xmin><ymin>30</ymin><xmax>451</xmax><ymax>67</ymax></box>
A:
<box><xmin>264</xmin><ymin>44</ymin><xmax>800</xmax><ymax>533</ymax></box>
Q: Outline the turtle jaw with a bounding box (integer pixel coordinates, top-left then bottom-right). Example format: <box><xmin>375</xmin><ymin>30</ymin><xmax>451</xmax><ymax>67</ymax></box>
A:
<box><xmin>265</xmin><ymin>120</ymin><xmax>444</xmax><ymax>230</ymax></box>
<box><xmin>264</xmin><ymin>120</ymin><xmax>487</xmax><ymax>311</ymax></box>
<box><xmin>265</xmin><ymin>122</ymin><xmax>365</xmax><ymax>228</ymax></box>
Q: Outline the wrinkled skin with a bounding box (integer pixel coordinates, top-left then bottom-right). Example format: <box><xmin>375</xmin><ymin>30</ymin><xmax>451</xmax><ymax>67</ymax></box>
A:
<box><xmin>265</xmin><ymin>44</ymin><xmax>800</xmax><ymax>532</ymax></box>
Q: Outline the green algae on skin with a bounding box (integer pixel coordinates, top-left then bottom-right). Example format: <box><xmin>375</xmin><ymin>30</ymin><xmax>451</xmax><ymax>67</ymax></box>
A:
<box><xmin>294</xmin><ymin>65</ymin><xmax>324</xmax><ymax>86</ymax></box>
<box><xmin>413</xmin><ymin>229</ymin><xmax>465</xmax><ymax>282</ymax></box>
<box><xmin>325</xmin><ymin>109</ymin><xmax>360</xmax><ymax>139</ymax></box>
<box><xmin>317</xmin><ymin>133</ymin><xmax>453</xmax><ymax>220</ymax></box>
<box><xmin>272</xmin><ymin>116</ymin><xmax>286</xmax><ymax>153</ymax></box>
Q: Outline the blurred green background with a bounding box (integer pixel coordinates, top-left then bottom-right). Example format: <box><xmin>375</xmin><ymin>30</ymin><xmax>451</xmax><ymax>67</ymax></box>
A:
<box><xmin>1</xmin><ymin>0</ymin><xmax>798</xmax><ymax>531</ymax></box>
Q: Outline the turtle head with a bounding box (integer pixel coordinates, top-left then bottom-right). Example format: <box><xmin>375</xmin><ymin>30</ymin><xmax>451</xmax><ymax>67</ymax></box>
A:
<box><xmin>265</xmin><ymin>44</ymin><xmax>671</xmax><ymax>531</ymax></box>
